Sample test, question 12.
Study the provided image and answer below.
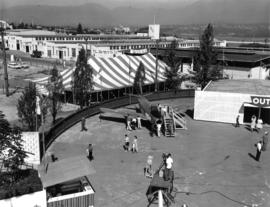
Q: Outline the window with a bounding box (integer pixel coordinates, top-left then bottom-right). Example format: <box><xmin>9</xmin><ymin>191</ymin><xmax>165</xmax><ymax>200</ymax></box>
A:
<box><xmin>72</xmin><ymin>48</ymin><xmax>76</xmax><ymax>57</ymax></box>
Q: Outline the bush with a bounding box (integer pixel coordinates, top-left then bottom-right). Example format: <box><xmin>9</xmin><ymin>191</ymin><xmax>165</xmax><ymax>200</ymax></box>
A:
<box><xmin>0</xmin><ymin>169</ymin><xmax>43</xmax><ymax>200</ymax></box>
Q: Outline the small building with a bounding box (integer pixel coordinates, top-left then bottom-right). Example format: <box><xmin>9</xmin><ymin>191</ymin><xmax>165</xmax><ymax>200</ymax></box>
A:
<box><xmin>194</xmin><ymin>79</ymin><xmax>270</xmax><ymax>125</ymax></box>
<box><xmin>38</xmin><ymin>156</ymin><xmax>96</xmax><ymax>207</ymax></box>
<box><xmin>218</xmin><ymin>53</ymin><xmax>270</xmax><ymax>79</ymax></box>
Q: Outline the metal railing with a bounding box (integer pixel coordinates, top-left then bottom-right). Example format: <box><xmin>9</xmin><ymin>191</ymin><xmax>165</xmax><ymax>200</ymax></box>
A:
<box><xmin>44</xmin><ymin>89</ymin><xmax>195</xmax><ymax>152</ymax></box>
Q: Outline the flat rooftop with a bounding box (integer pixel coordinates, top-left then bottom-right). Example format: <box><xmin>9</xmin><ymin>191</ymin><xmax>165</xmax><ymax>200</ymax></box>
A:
<box><xmin>205</xmin><ymin>79</ymin><xmax>270</xmax><ymax>95</ymax></box>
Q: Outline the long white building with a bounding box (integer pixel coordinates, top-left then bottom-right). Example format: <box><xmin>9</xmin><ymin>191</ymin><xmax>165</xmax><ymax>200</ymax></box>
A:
<box><xmin>5</xmin><ymin>29</ymin><xmax>172</xmax><ymax>60</ymax></box>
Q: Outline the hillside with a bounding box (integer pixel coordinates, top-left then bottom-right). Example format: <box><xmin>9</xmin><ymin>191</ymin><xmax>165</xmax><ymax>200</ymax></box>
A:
<box><xmin>2</xmin><ymin>0</ymin><xmax>269</xmax><ymax>26</ymax></box>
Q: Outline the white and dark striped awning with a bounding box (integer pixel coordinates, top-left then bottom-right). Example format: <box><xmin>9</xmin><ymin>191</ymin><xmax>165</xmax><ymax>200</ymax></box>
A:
<box><xmin>31</xmin><ymin>53</ymin><xmax>168</xmax><ymax>94</ymax></box>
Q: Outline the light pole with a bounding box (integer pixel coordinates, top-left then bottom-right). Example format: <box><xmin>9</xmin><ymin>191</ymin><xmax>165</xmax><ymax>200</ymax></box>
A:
<box><xmin>0</xmin><ymin>26</ymin><xmax>9</xmax><ymax>97</ymax></box>
<box><xmin>155</xmin><ymin>39</ymin><xmax>160</xmax><ymax>92</ymax></box>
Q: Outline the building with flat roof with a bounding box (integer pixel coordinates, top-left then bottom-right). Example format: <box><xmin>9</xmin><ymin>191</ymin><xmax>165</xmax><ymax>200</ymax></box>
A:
<box><xmin>194</xmin><ymin>79</ymin><xmax>270</xmax><ymax>125</ymax></box>
<box><xmin>4</xmin><ymin>29</ymin><xmax>172</xmax><ymax>60</ymax></box>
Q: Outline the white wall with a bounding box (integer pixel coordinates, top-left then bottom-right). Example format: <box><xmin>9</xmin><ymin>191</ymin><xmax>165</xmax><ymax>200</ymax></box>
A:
<box><xmin>0</xmin><ymin>190</ymin><xmax>46</xmax><ymax>207</ymax></box>
<box><xmin>250</xmin><ymin>66</ymin><xmax>269</xmax><ymax>79</ymax></box>
<box><xmin>194</xmin><ymin>90</ymin><xmax>270</xmax><ymax>124</ymax></box>
<box><xmin>22</xmin><ymin>132</ymin><xmax>40</xmax><ymax>166</ymax></box>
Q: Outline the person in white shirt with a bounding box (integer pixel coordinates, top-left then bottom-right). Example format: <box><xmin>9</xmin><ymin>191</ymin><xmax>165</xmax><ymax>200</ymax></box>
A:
<box><xmin>256</xmin><ymin>118</ymin><xmax>263</xmax><ymax>133</ymax></box>
<box><xmin>157</xmin><ymin>123</ymin><xmax>162</xmax><ymax>137</ymax></box>
<box><xmin>166</xmin><ymin>153</ymin><xmax>173</xmax><ymax>169</ymax></box>
<box><xmin>256</xmin><ymin>141</ymin><xmax>262</xmax><ymax>162</ymax></box>
<box><xmin>131</xmin><ymin>136</ymin><xmax>138</xmax><ymax>153</ymax></box>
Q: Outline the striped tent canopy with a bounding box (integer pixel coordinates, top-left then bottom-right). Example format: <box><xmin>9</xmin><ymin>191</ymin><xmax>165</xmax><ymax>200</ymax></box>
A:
<box><xmin>31</xmin><ymin>53</ymin><xmax>168</xmax><ymax>94</ymax></box>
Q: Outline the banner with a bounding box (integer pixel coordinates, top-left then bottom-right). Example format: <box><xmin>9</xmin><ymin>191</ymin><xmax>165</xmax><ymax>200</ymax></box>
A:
<box><xmin>251</xmin><ymin>96</ymin><xmax>270</xmax><ymax>107</ymax></box>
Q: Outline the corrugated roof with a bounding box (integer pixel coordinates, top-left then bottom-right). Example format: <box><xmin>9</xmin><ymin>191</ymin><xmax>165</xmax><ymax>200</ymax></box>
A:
<box><xmin>205</xmin><ymin>79</ymin><xmax>270</xmax><ymax>95</ymax></box>
<box><xmin>217</xmin><ymin>53</ymin><xmax>270</xmax><ymax>63</ymax></box>
<box><xmin>38</xmin><ymin>156</ymin><xmax>95</xmax><ymax>188</ymax></box>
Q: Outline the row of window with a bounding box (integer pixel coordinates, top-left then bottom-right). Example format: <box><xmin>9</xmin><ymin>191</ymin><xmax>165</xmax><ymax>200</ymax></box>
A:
<box><xmin>35</xmin><ymin>36</ymin><xmax>148</xmax><ymax>41</ymax></box>
<box><xmin>109</xmin><ymin>44</ymin><xmax>170</xmax><ymax>50</ymax></box>
<box><xmin>47</xmin><ymin>48</ymin><xmax>76</xmax><ymax>58</ymax></box>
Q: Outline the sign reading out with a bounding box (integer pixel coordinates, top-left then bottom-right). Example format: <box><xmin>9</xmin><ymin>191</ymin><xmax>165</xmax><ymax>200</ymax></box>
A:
<box><xmin>251</xmin><ymin>96</ymin><xmax>270</xmax><ymax>107</ymax></box>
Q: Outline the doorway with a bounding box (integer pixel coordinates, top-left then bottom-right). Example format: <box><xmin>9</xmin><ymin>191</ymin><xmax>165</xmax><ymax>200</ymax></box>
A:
<box><xmin>261</xmin><ymin>107</ymin><xmax>270</xmax><ymax>125</ymax></box>
<box><xmin>26</xmin><ymin>46</ymin><xmax>29</xmax><ymax>53</ymax></box>
<box><xmin>59</xmin><ymin>51</ymin><xmax>63</xmax><ymax>59</ymax></box>
<box><xmin>243</xmin><ymin>106</ymin><xmax>259</xmax><ymax>123</ymax></box>
<box><xmin>244</xmin><ymin>106</ymin><xmax>270</xmax><ymax>124</ymax></box>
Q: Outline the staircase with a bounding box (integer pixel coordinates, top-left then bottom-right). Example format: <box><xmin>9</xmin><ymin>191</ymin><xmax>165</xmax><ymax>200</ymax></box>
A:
<box><xmin>173</xmin><ymin>112</ymin><xmax>187</xmax><ymax>130</ymax></box>
<box><xmin>163</xmin><ymin>117</ymin><xmax>175</xmax><ymax>137</ymax></box>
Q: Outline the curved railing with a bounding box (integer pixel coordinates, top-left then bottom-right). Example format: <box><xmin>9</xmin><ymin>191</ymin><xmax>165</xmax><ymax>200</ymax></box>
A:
<box><xmin>44</xmin><ymin>89</ymin><xmax>195</xmax><ymax>150</ymax></box>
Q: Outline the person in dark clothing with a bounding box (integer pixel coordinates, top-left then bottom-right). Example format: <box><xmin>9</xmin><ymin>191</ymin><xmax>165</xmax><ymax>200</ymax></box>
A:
<box><xmin>262</xmin><ymin>131</ymin><xmax>269</xmax><ymax>151</ymax></box>
<box><xmin>81</xmin><ymin>117</ymin><xmax>87</xmax><ymax>131</ymax></box>
<box><xmin>86</xmin><ymin>144</ymin><xmax>93</xmax><ymax>161</ymax></box>
<box><xmin>235</xmin><ymin>115</ymin><xmax>240</xmax><ymax>127</ymax></box>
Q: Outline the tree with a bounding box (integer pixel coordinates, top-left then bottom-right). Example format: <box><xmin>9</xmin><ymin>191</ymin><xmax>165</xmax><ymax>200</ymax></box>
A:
<box><xmin>46</xmin><ymin>65</ymin><xmax>64</xmax><ymax>124</ymax></box>
<box><xmin>164</xmin><ymin>40</ymin><xmax>184</xmax><ymax>90</ymax></box>
<box><xmin>17</xmin><ymin>82</ymin><xmax>38</xmax><ymax>131</ymax></box>
<box><xmin>73</xmin><ymin>48</ymin><xmax>93</xmax><ymax>108</ymax></box>
<box><xmin>194</xmin><ymin>24</ymin><xmax>221</xmax><ymax>89</ymax></box>
<box><xmin>77</xmin><ymin>23</ymin><xmax>83</xmax><ymax>34</ymax></box>
<box><xmin>134</xmin><ymin>62</ymin><xmax>146</xmax><ymax>94</ymax></box>
<box><xmin>0</xmin><ymin>111</ymin><xmax>27</xmax><ymax>181</ymax></box>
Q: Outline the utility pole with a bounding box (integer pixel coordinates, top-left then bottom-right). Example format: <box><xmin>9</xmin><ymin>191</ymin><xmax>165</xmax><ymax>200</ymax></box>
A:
<box><xmin>155</xmin><ymin>39</ymin><xmax>159</xmax><ymax>92</ymax></box>
<box><xmin>0</xmin><ymin>27</ymin><xmax>9</xmax><ymax>97</ymax></box>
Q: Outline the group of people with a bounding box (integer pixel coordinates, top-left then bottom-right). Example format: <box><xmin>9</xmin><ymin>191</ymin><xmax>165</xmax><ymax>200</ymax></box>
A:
<box><xmin>123</xmin><ymin>134</ymin><xmax>138</xmax><ymax>153</ymax></box>
<box><xmin>235</xmin><ymin>114</ymin><xmax>263</xmax><ymax>132</ymax></box>
<box><xmin>126</xmin><ymin>115</ymin><xmax>142</xmax><ymax>131</ymax></box>
<box><xmin>251</xmin><ymin>115</ymin><xmax>263</xmax><ymax>132</ymax></box>
<box><xmin>255</xmin><ymin>131</ymin><xmax>268</xmax><ymax>162</ymax></box>
<box><xmin>144</xmin><ymin>153</ymin><xmax>174</xmax><ymax>180</ymax></box>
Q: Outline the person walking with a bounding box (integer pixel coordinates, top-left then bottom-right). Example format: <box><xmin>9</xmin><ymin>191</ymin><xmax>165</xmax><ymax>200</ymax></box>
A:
<box><xmin>144</xmin><ymin>155</ymin><xmax>153</xmax><ymax>177</ymax></box>
<box><xmin>124</xmin><ymin>134</ymin><xmax>130</xmax><ymax>151</ymax></box>
<box><xmin>131</xmin><ymin>136</ymin><xmax>138</xmax><ymax>153</ymax></box>
<box><xmin>262</xmin><ymin>131</ymin><xmax>269</xmax><ymax>151</ymax></box>
<box><xmin>256</xmin><ymin>118</ymin><xmax>263</xmax><ymax>133</ymax></box>
<box><xmin>157</xmin><ymin>123</ymin><xmax>162</xmax><ymax>137</ymax></box>
<box><xmin>81</xmin><ymin>117</ymin><xmax>87</xmax><ymax>131</ymax></box>
<box><xmin>86</xmin><ymin>144</ymin><xmax>93</xmax><ymax>161</ymax></box>
<box><xmin>126</xmin><ymin>116</ymin><xmax>132</xmax><ymax>131</ymax></box>
<box><xmin>255</xmin><ymin>141</ymin><xmax>263</xmax><ymax>162</ymax></box>
<box><xmin>137</xmin><ymin>116</ymin><xmax>142</xmax><ymax>129</ymax></box>
<box><xmin>235</xmin><ymin>115</ymin><xmax>240</xmax><ymax>127</ymax></box>
<box><xmin>165</xmin><ymin>153</ymin><xmax>174</xmax><ymax>181</ymax></box>
<box><xmin>251</xmin><ymin>115</ymin><xmax>256</xmax><ymax>132</ymax></box>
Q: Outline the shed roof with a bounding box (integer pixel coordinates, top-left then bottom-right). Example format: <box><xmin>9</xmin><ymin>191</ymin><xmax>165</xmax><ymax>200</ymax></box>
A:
<box><xmin>205</xmin><ymin>79</ymin><xmax>270</xmax><ymax>96</ymax></box>
<box><xmin>38</xmin><ymin>156</ymin><xmax>95</xmax><ymax>188</ymax></box>
<box><xmin>217</xmin><ymin>53</ymin><xmax>270</xmax><ymax>63</ymax></box>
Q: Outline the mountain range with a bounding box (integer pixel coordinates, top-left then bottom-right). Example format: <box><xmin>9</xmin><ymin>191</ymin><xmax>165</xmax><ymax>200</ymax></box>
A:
<box><xmin>2</xmin><ymin>0</ymin><xmax>269</xmax><ymax>26</ymax></box>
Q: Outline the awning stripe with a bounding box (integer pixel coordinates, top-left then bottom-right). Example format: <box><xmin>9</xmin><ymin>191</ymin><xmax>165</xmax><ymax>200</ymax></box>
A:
<box><xmin>31</xmin><ymin>53</ymin><xmax>169</xmax><ymax>94</ymax></box>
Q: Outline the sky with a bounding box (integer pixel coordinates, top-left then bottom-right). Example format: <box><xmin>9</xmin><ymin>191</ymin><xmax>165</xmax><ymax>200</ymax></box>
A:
<box><xmin>1</xmin><ymin>0</ymin><xmax>196</xmax><ymax>9</ymax></box>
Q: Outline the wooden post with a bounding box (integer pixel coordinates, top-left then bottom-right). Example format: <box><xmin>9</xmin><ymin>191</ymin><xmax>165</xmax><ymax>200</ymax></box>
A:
<box><xmin>1</xmin><ymin>28</ymin><xmax>9</xmax><ymax>97</ymax></box>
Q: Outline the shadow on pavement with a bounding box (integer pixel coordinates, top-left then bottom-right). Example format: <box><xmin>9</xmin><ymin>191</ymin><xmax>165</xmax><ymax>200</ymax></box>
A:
<box><xmin>185</xmin><ymin>109</ymin><xmax>194</xmax><ymax>119</ymax></box>
<box><xmin>248</xmin><ymin>153</ymin><xmax>257</xmax><ymax>161</ymax></box>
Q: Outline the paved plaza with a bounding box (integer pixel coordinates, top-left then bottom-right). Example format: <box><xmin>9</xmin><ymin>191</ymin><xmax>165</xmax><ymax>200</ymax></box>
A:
<box><xmin>47</xmin><ymin>98</ymin><xmax>270</xmax><ymax>207</ymax></box>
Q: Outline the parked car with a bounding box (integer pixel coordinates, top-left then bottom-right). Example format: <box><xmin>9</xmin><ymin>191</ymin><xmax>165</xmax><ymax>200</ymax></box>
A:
<box><xmin>20</xmin><ymin>62</ymin><xmax>29</xmax><ymax>68</ymax></box>
<box><xmin>8</xmin><ymin>62</ymin><xmax>22</xmax><ymax>69</ymax></box>
<box><xmin>31</xmin><ymin>50</ymin><xmax>42</xmax><ymax>58</ymax></box>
